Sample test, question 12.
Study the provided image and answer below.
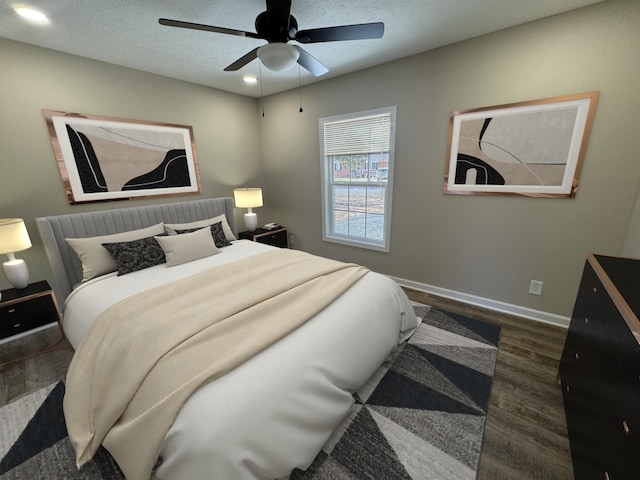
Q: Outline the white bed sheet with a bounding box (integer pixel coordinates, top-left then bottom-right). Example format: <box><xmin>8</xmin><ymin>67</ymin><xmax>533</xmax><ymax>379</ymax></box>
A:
<box><xmin>62</xmin><ymin>241</ymin><xmax>419</xmax><ymax>479</ymax></box>
<box><xmin>64</xmin><ymin>241</ymin><xmax>279</xmax><ymax>349</ymax></box>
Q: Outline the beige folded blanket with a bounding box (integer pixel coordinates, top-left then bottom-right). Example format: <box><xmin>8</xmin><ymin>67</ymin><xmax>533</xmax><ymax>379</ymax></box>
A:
<box><xmin>64</xmin><ymin>248</ymin><xmax>368</xmax><ymax>480</ymax></box>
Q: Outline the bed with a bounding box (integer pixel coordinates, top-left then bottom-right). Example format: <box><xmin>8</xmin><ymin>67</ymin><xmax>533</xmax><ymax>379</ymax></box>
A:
<box><xmin>35</xmin><ymin>197</ymin><xmax>419</xmax><ymax>480</ymax></box>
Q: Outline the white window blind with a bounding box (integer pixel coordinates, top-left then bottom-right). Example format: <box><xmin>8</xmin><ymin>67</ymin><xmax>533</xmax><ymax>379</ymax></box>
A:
<box><xmin>323</xmin><ymin>113</ymin><xmax>391</xmax><ymax>155</ymax></box>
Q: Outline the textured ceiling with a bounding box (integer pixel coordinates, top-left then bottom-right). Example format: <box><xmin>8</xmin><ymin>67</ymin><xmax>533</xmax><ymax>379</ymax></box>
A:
<box><xmin>1</xmin><ymin>0</ymin><xmax>604</xmax><ymax>97</ymax></box>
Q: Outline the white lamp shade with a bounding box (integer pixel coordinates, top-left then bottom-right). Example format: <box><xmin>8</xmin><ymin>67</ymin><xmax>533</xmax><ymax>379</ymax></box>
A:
<box><xmin>0</xmin><ymin>218</ymin><xmax>32</xmax><ymax>255</ymax></box>
<box><xmin>234</xmin><ymin>188</ymin><xmax>264</xmax><ymax>208</ymax></box>
<box><xmin>257</xmin><ymin>43</ymin><xmax>300</xmax><ymax>72</ymax></box>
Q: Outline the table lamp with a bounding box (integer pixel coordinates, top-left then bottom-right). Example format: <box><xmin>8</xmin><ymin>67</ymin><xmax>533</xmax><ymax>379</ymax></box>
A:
<box><xmin>0</xmin><ymin>218</ymin><xmax>32</xmax><ymax>289</ymax></box>
<box><xmin>234</xmin><ymin>188</ymin><xmax>263</xmax><ymax>232</ymax></box>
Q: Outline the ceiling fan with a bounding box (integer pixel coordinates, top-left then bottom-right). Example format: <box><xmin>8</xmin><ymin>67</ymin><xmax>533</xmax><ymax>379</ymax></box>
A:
<box><xmin>159</xmin><ymin>0</ymin><xmax>384</xmax><ymax>76</ymax></box>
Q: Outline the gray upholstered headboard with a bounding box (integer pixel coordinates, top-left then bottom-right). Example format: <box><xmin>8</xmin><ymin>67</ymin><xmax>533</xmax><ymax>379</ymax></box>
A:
<box><xmin>36</xmin><ymin>197</ymin><xmax>237</xmax><ymax>303</ymax></box>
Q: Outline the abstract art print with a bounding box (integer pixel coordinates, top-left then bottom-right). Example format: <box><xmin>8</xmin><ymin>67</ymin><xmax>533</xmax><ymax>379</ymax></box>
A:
<box><xmin>444</xmin><ymin>92</ymin><xmax>599</xmax><ymax>197</ymax></box>
<box><xmin>43</xmin><ymin>110</ymin><xmax>201</xmax><ymax>204</ymax></box>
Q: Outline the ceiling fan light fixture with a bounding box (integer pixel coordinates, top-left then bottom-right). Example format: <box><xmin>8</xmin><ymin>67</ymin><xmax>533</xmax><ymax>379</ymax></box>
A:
<box><xmin>257</xmin><ymin>43</ymin><xmax>299</xmax><ymax>72</ymax></box>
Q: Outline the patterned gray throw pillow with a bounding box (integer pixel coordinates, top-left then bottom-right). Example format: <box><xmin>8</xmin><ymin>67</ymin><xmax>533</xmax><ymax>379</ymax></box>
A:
<box><xmin>102</xmin><ymin>236</ymin><xmax>166</xmax><ymax>275</ymax></box>
<box><xmin>176</xmin><ymin>222</ymin><xmax>232</xmax><ymax>248</ymax></box>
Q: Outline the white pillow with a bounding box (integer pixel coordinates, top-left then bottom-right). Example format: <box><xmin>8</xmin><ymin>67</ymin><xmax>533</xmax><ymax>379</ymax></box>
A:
<box><xmin>164</xmin><ymin>214</ymin><xmax>236</xmax><ymax>241</ymax></box>
<box><xmin>66</xmin><ymin>223</ymin><xmax>165</xmax><ymax>282</ymax></box>
<box><xmin>155</xmin><ymin>227</ymin><xmax>220</xmax><ymax>267</ymax></box>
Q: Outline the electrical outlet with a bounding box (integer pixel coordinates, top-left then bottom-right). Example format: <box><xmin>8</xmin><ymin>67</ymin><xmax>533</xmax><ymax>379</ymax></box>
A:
<box><xmin>288</xmin><ymin>233</ymin><xmax>295</xmax><ymax>246</ymax></box>
<box><xmin>529</xmin><ymin>280</ymin><xmax>544</xmax><ymax>296</ymax></box>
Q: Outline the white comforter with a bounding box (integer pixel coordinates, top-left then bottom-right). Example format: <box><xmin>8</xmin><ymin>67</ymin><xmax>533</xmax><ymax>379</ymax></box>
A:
<box><xmin>63</xmin><ymin>241</ymin><xmax>419</xmax><ymax>479</ymax></box>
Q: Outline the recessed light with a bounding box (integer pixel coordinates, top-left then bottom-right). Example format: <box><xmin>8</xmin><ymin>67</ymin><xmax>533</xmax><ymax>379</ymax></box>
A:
<box><xmin>243</xmin><ymin>75</ymin><xmax>258</xmax><ymax>85</ymax></box>
<box><xmin>14</xmin><ymin>7</ymin><xmax>50</xmax><ymax>24</ymax></box>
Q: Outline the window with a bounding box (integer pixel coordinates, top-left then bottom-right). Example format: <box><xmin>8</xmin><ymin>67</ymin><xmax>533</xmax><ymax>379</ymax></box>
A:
<box><xmin>320</xmin><ymin>106</ymin><xmax>396</xmax><ymax>252</ymax></box>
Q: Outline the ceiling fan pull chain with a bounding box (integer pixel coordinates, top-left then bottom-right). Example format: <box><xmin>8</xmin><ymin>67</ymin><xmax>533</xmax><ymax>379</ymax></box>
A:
<box><xmin>259</xmin><ymin>61</ymin><xmax>265</xmax><ymax>117</ymax></box>
<box><xmin>298</xmin><ymin>65</ymin><xmax>303</xmax><ymax>113</ymax></box>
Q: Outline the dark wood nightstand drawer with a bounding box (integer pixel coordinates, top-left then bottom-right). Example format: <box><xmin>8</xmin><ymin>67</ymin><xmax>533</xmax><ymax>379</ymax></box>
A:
<box><xmin>0</xmin><ymin>295</ymin><xmax>58</xmax><ymax>339</ymax></box>
<box><xmin>239</xmin><ymin>227</ymin><xmax>289</xmax><ymax>248</ymax></box>
<box><xmin>0</xmin><ymin>282</ymin><xmax>60</xmax><ymax>341</ymax></box>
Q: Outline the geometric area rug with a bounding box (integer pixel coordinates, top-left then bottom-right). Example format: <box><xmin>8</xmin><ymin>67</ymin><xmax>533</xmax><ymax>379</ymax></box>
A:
<box><xmin>0</xmin><ymin>382</ymin><xmax>122</xmax><ymax>480</ymax></box>
<box><xmin>0</xmin><ymin>304</ymin><xmax>500</xmax><ymax>480</ymax></box>
<box><xmin>291</xmin><ymin>304</ymin><xmax>501</xmax><ymax>480</ymax></box>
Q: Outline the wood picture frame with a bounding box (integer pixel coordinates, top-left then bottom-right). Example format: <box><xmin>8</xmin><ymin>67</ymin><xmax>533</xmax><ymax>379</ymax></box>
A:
<box><xmin>43</xmin><ymin>110</ymin><xmax>201</xmax><ymax>204</ymax></box>
<box><xmin>444</xmin><ymin>91</ymin><xmax>599</xmax><ymax>198</ymax></box>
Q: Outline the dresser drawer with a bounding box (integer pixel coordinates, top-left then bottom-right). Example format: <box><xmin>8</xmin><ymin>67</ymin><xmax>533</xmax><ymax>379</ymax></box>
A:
<box><xmin>563</xmin><ymin>393</ymin><xmax>622</xmax><ymax>480</ymax></box>
<box><xmin>609</xmin><ymin>310</ymin><xmax>640</xmax><ymax>400</ymax></box>
<box><xmin>607</xmin><ymin>386</ymin><xmax>640</xmax><ymax>478</ymax></box>
<box><xmin>0</xmin><ymin>294</ymin><xmax>59</xmax><ymax>340</ymax></box>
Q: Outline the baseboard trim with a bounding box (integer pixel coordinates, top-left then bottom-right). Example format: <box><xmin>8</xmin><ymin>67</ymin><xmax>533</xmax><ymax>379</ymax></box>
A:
<box><xmin>391</xmin><ymin>275</ymin><xmax>570</xmax><ymax>329</ymax></box>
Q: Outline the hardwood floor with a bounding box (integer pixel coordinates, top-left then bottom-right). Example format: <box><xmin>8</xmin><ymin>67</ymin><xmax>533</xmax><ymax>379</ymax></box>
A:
<box><xmin>0</xmin><ymin>290</ymin><xmax>574</xmax><ymax>479</ymax></box>
<box><xmin>0</xmin><ymin>326</ymin><xmax>73</xmax><ymax>406</ymax></box>
<box><xmin>403</xmin><ymin>287</ymin><xmax>574</xmax><ymax>480</ymax></box>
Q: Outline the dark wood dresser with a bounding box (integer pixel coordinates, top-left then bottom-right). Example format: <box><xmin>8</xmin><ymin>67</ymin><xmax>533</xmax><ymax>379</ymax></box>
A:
<box><xmin>559</xmin><ymin>254</ymin><xmax>640</xmax><ymax>479</ymax></box>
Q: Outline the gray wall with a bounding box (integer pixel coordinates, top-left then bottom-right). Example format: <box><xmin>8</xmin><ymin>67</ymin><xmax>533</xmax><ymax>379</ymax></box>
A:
<box><xmin>621</xmin><ymin>189</ymin><xmax>640</xmax><ymax>258</ymax></box>
<box><xmin>258</xmin><ymin>0</ymin><xmax>640</xmax><ymax>318</ymax></box>
<box><xmin>0</xmin><ymin>39</ymin><xmax>263</xmax><ymax>292</ymax></box>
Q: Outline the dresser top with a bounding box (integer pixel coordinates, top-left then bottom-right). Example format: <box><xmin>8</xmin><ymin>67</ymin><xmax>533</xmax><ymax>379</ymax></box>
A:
<box><xmin>594</xmin><ymin>255</ymin><xmax>640</xmax><ymax>317</ymax></box>
<box><xmin>591</xmin><ymin>254</ymin><xmax>640</xmax><ymax>344</ymax></box>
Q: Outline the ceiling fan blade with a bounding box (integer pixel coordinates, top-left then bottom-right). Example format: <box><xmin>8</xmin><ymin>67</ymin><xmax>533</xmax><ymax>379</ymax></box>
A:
<box><xmin>296</xmin><ymin>22</ymin><xmax>384</xmax><ymax>43</ymax></box>
<box><xmin>295</xmin><ymin>46</ymin><xmax>329</xmax><ymax>77</ymax></box>
<box><xmin>159</xmin><ymin>18</ymin><xmax>261</xmax><ymax>39</ymax></box>
<box><xmin>224</xmin><ymin>47</ymin><xmax>260</xmax><ymax>71</ymax></box>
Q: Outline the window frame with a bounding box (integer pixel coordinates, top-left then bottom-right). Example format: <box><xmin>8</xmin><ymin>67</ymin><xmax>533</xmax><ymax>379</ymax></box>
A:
<box><xmin>319</xmin><ymin>106</ymin><xmax>396</xmax><ymax>252</ymax></box>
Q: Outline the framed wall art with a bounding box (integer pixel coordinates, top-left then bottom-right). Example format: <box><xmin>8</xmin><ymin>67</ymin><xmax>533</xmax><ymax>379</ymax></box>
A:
<box><xmin>43</xmin><ymin>110</ymin><xmax>201</xmax><ymax>204</ymax></box>
<box><xmin>444</xmin><ymin>91</ymin><xmax>599</xmax><ymax>198</ymax></box>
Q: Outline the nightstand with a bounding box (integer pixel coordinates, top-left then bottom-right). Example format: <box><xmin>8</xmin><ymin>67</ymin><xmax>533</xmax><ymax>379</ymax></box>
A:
<box><xmin>239</xmin><ymin>227</ymin><xmax>289</xmax><ymax>248</ymax></box>
<box><xmin>0</xmin><ymin>281</ymin><xmax>66</xmax><ymax>366</ymax></box>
